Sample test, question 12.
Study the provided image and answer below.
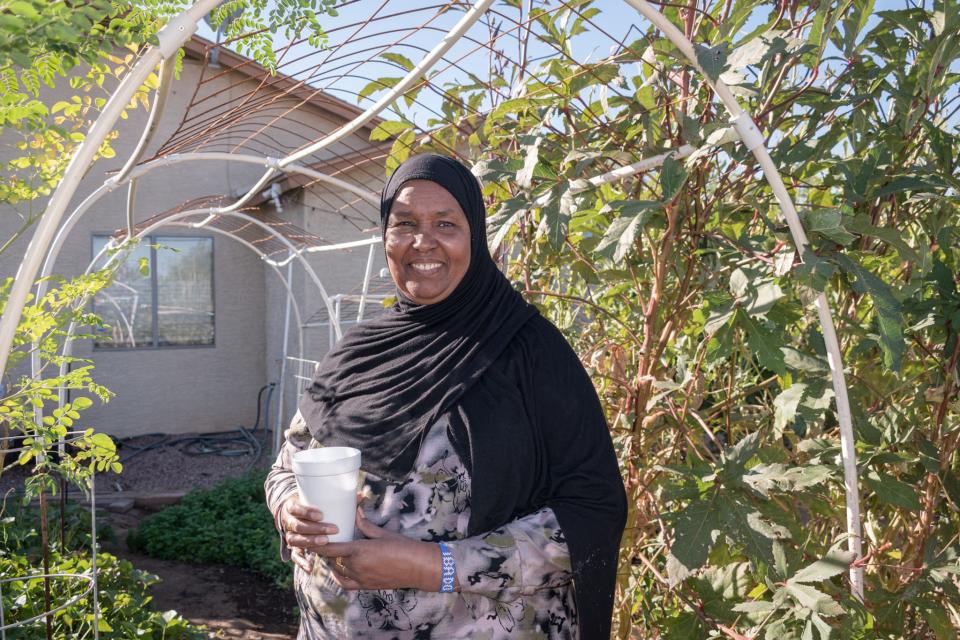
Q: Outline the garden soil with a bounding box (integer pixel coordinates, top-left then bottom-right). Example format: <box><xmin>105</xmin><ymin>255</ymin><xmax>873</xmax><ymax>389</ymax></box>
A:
<box><xmin>104</xmin><ymin>506</ymin><xmax>298</xmax><ymax>639</ymax></box>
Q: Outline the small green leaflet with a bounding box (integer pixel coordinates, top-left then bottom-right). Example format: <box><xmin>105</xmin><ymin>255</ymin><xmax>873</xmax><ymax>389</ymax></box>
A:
<box><xmin>379</xmin><ymin>52</ymin><xmax>414</xmax><ymax>71</ymax></box>
<box><xmin>369</xmin><ymin>120</ymin><xmax>413</xmax><ymax>142</ymax></box>
<box><xmin>385</xmin><ymin>130</ymin><xmax>415</xmax><ymax>176</ymax></box>
<box><xmin>357</xmin><ymin>76</ymin><xmax>402</xmax><ymax>103</ymax></box>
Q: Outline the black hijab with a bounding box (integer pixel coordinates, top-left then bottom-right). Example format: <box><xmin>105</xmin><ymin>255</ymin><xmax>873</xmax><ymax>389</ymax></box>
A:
<box><xmin>299</xmin><ymin>154</ymin><xmax>626</xmax><ymax>639</ymax></box>
<box><xmin>299</xmin><ymin>153</ymin><xmax>537</xmax><ymax>477</ymax></box>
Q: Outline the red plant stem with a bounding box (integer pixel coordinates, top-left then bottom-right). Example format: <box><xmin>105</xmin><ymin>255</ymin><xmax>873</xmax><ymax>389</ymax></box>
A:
<box><xmin>39</xmin><ymin>484</ymin><xmax>53</xmax><ymax>640</ymax></box>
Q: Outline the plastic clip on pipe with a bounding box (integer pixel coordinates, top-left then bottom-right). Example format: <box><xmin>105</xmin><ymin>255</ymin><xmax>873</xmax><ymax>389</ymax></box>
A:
<box><xmin>731</xmin><ymin>113</ymin><xmax>765</xmax><ymax>152</ymax></box>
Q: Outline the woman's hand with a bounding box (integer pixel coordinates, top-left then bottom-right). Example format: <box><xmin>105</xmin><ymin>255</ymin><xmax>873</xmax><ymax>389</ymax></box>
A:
<box><xmin>280</xmin><ymin>494</ymin><xmax>339</xmax><ymax>574</ymax></box>
<box><xmin>314</xmin><ymin>509</ymin><xmax>452</xmax><ymax>592</ymax></box>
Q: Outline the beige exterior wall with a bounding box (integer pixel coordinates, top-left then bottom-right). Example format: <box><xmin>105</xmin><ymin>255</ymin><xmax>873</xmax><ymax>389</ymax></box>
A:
<box><xmin>1</xmin><ymin>53</ymin><xmax>384</xmax><ymax>439</ymax></box>
<box><xmin>264</xmin><ymin>166</ymin><xmax>389</xmax><ymax>434</ymax></box>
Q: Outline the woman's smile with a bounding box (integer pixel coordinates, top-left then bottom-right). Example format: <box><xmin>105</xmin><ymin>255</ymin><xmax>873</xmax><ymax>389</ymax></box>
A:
<box><xmin>409</xmin><ymin>261</ymin><xmax>444</xmax><ymax>274</ymax></box>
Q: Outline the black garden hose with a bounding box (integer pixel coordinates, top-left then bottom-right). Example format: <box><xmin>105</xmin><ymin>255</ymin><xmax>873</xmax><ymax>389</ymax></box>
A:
<box><xmin>117</xmin><ymin>382</ymin><xmax>276</xmax><ymax>470</ymax></box>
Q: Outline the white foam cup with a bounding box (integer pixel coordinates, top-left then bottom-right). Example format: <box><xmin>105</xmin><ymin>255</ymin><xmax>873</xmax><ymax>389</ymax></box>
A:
<box><xmin>292</xmin><ymin>447</ymin><xmax>361</xmax><ymax>543</ymax></box>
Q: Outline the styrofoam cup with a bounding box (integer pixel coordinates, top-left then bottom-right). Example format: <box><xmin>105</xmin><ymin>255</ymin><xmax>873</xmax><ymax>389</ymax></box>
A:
<box><xmin>292</xmin><ymin>447</ymin><xmax>361</xmax><ymax>543</ymax></box>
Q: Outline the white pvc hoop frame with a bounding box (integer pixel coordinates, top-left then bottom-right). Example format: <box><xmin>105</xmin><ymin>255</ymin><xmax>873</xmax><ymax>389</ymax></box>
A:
<box><xmin>0</xmin><ymin>0</ymin><xmax>863</xmax><ymax>613</ymax></box>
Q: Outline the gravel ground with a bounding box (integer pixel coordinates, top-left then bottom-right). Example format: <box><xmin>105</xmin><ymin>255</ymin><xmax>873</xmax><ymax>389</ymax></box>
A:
<box><xmin>0</xmin><ymin>428</ymin><xmax>279</xmax><ymax>497</ymax></box>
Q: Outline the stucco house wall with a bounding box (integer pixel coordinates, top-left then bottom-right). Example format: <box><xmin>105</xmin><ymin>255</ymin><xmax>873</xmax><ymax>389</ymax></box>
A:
<box><xmin>0</xmin><ymin>41</ymin><xmax>386</xmax><ymax>438</ymax></box>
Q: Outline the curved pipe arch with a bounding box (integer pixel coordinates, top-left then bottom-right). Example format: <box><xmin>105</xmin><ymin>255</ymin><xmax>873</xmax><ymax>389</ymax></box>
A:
<box><xmin>0</xmin><ymin>0</ymin><xmax>225</xmax><ymax>379</ymax></box>
<box><xmin>51</xmin><ymin>206</ymin><xmax>342</xmax><ymax>435</ymax></box>
<box><xmin>616</xmin><ymin>0</ymin><xmax>863</xmax><ymax>599</ymax></box>
<box><xmin>34</xmin><ymin>149</ymin><xmax>383</xmax><ymax>338</ymax></box>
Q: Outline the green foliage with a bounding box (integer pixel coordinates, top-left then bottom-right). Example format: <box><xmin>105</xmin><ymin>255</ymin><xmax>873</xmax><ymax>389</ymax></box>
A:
<box><xmin>128</xmin><ymin>469</ymin><xmax>291</xmax><ymax>588</ymax></box>
<box><xmin>0</xmin><ymin>268</ymin><xmax>125</xmax><ymax>498</ymax></box>
<box><xmin>147</xmin><ymin>0</ymin><xmax>339</xmax><ymax>72</ymax></box>
<box><xmin>0</xmin><ymin>499</ymin><xmax>207</xmax><ymax>638</ymax></box>
<box><xmin>374</xmin><ymin>1</ymin><xmax>960</xmax><ymax>636</ymax></box>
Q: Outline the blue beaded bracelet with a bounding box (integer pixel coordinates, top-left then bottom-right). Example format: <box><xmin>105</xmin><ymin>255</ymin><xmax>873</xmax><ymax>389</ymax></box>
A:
<box><xmin>438</xmin><ymin>542</ymin><xmax>456</xmax><ymax>593</ymax></box>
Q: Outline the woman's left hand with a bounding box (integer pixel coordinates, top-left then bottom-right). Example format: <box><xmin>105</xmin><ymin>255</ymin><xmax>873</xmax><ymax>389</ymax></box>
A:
<box><xmin>313</xmin><ymin>509</ymin><xmax>447</xmax><ymax>592</ymax></box>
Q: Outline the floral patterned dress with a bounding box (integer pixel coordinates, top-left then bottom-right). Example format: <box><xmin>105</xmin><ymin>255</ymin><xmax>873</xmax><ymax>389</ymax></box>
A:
<box><xmin>265</xmin><ymin>410</ymin><xmax>578</xmax><ymax>639</ymax></box>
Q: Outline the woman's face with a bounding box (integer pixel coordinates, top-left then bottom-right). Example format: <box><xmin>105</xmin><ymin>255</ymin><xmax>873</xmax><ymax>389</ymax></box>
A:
<box><xmin>385</xmin><ymin>180</ymin><xmax>471</xmax><ymax>305</ymax></box>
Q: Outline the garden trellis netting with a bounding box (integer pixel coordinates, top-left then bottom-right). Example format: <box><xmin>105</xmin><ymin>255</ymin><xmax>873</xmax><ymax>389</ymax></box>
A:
<box><xmin>0</xmin><ymin>0</ymin><xmax>872</xmax><ymax>634</ymax></box>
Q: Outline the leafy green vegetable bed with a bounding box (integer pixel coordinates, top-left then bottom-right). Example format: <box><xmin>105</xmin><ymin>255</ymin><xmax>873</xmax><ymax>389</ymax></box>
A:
<box><xmin>1</xmin><ymin>499</ymin><xmax>207</xmax><ymax>638</ymax></box>
<box><xmin>127</xmin><ymin>469</ymin><xmax>291</xmax><ymax>589</ymax></box>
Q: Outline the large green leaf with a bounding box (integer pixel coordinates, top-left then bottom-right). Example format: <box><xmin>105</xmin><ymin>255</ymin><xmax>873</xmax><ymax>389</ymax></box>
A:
<box><xmin>719</xmin><ymin>495</ymin><xmax>782</xmax><ymax>567</ymax></box>
<box><xmin>802</xmin><ymin>208</ymin><xmax>857</xmax><ymax>246</ymax></box>
<box><xmin>695</xmin><ymin>43</ymin><xmax>730</xmax><ymax>82</ymax></box>
<box><xmin>773</xmin><ymin>383</ymin><xmax>806</xmax><ymax>436</ymax></box>
<box><xmin>660</xmin><ymin>155</ymin><xmax>688</xmax><ymax>202</ymax></box>
<box><xmin>831</xmin><ymin>254</ymin><xmax>906</xmax><ymax>371</ymax></box>
<box><xmin>595</xmin><ymin>201</ymin><xmax>660</xmax><ymax>262</ymax></box>
<box><xmin>864</xmin><ymin>469</ymin><xmax>922</xmax><ymax>511</ymax></box>
<box><xmin>739</xmin><ymin>312</ymin><xmax>787</xmax><ymax>376</ymax></box>
<box><xmin>666</xmin><ymin>497</ymin><xmax>721</xmax><ymax>585</ymax></box>
<box><xmin>790</xmin><ymin>549</ymin><xmax>855</xmax><ymax>584</ymax></box>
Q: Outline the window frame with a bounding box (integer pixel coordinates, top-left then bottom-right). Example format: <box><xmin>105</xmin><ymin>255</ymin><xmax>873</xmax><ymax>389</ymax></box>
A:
<box><xmin>91</xmin><ymin>233</ymin><xmax>217</xmax><ymax>351</ymax></box>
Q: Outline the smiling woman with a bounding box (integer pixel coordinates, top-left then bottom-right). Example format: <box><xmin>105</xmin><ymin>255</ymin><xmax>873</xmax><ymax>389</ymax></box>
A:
<box><xmin>266</xmin><ymin>154</ymin><xmax>627</xmax><ymax>639</ymax></box>
<box><xmin>384</xmin><ymin>180</ymin><xmax>471</xmax><ymax>305</ymax></box>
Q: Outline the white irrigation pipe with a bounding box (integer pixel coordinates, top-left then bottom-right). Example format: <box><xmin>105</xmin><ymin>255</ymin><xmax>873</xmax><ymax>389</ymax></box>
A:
<box><xmin>272</xmin><ymin>236</ymin><xmax>383</xmax><ymax>267</ymax></box>
<box><xmin>121</xmin><ymin>58</ymin><xmax>176</xmax><ymax>236</ymax></box>
<box><xmin>276</xmin><ymin>253</ymin><xmax>294</xmax><ymax>458</ymax></box>
<box><xmin>571</xmin><ymin>144</ymin><xmax>696</xmax><ymax>193</ymax></box>
<box><xmin>623</xmin><ymin>0</ymin><xmax>863</xmax><ymax>599</ymax></box>
<box><xmin>357</xmin><ymin>239</ymin><xmax>378</xmax><ymax>322</ymax></box>
<box><xmin>0</xmin><ymin>0</ymin><xmax>224</xmax><ymax>379</ymax></box>
<box><xmin>30</xmin><ymin>59</ymin><xmax>179</xmax><ymax>450</ymax></box>
<box><xmin>144</xmin><ymin>153</ymin><xmax>381</xmax><ymax>206</ymax></box>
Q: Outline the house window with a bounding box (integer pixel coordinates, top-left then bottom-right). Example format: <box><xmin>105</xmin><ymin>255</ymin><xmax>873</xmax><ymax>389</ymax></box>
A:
<box><xmin>92</xmin><ymin>235</ymin><xmax>215</xmax><ymax>349</ymax></box>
